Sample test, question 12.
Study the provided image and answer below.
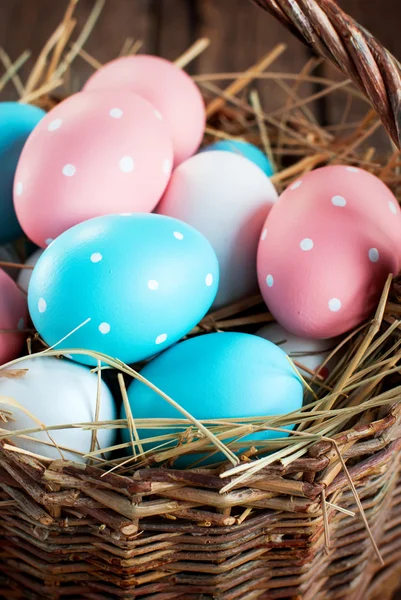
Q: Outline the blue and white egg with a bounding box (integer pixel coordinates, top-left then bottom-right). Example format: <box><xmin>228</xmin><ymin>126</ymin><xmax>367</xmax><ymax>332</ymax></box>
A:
<box><xmin>0</xmin><ymin>102</ymin><xmax>45</xmax><ymax>243</ymax></box>
<box><xmin>201</xmin><ymin>139</ymin><xmax>274</xmax><ymax>177</ymax></box>
<box><xmin>28</xmin><ymin>213</ymin><xmax>219</xmax><ymax>365</ymax></box>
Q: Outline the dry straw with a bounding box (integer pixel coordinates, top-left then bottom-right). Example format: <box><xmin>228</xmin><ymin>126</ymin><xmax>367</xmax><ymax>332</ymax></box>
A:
<box><xmin>1</xmin><ymin>1</ymin><xmax>401</xmax><ymax>598</ymax></box>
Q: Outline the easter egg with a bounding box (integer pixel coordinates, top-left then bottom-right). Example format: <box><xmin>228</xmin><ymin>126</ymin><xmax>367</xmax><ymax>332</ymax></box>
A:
<box><xmin>0</xmin><ymin>244</ymin><xmax>23</xmax><ymax>280</ymax></box>
<box><xmin>14</xmin><ymin>90</ymin><xmax>173</xmax><ymax>247</ymax></box>
<box><xmin>256</xmin><ymin>323</ymin><xmax>336</xmax><ymax>378</ymax></box>
<box><xmin>28</xmin><ymin>214</ymin><xmax>219</xmax><ymax>366</ymax></box>
<box><xmin>0</xmin><ymin>269</ymin><xmax>28</xmax><ymax>364</ymax></box>
<box><xmin>284</xmin><ymin>165</ymin><xmax>401</xmax><ymax>268</ymax></box>
<box><xmin>157</xmin><ymin>151</ymin><xmax>278</xmax><ymax>308</ymax></box>
<box><xmin>0</xmin><ymin>102</ymin><xmax>45</xmax><ymax>243</ymax></box>
<box><xmin>122</xmin><ymin>332</ymin><xmax>303</xmax><ymax>463</ymax></box>
<box><xmin>84</xmin><ymin>55</ymin><xmax>205</xmax><ymax>166</ymax></box>
<box><xmin>17</xmin><ymin>248</ymin><xmax>44</xmax><ymax>293</ymax></box>
<box><xmin>202</xmin><ymin>139</ymin><xmax>274</xmax><ymax>176</ymax></box>
<box><xmin>0</xmin><ymin>356</ymin><xmax>116</xmax><ymax>462</ymax></box>
<box><xmin>257</xmin><ymin>170</ymin><xmax>400</xmax><ymax>338</ymax></box>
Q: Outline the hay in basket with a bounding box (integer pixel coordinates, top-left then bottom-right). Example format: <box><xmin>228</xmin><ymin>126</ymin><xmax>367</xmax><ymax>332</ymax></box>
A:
<box><xmin>1</xmin><ymin>1</ymin><xmax>401</xmax><ymax>598</ymax></box>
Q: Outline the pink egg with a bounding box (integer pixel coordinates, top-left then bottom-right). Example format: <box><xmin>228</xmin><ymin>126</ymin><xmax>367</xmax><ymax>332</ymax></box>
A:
<box><xmin>0</xmin><ymin>269</ymin><xmax>28</xmax><ymax>364</ymax></box>
<box><xmin>282</xmin><ymin>165</ymin><xmax>401</xmax><ymax>269</ymax></box>
<box><xmin>83</xmin><ymin>55</ymin><xmax>205</xmax><ymax>166</ymax></box>
<box><xmin>14</xmin><ymin>90</ymin><xmax>173</xmax><ymax>247</ymax></box>
<box><xmin>257</xmin><ymin>183</ymin><xmax>399</xmax><ymax>338</ymax></box>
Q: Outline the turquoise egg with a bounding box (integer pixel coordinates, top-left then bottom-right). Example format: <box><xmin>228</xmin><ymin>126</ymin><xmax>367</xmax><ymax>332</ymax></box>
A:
<box><xmin>28</xmin><ymin>214</ymin><xmax>219</xmax><ymax>366</ymax></box>
<box><xmin>202</xmin><ymin>140</ymin><xmax>274</xmax><ymax>177</ymax></box>
<box><xmin>122</xmin><ymin>332</ymin><xmax>303</xmax><ymax>464</ymax></box>
<box><xmin>0</xmin><ymin>102</ymin><xmax>45</xmax><ymax>242</ymax></box>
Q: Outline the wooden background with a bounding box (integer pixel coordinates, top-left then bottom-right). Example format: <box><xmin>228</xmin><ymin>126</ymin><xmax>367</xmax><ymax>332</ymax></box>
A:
<box><xmin>0</xmin><ymin>0</ymin><xmax>401</xmax><ymax>142</ymax></box>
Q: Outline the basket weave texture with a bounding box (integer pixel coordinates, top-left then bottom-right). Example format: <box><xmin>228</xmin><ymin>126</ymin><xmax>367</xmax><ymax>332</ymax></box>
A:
<box><xmin>2</xmin><ymin>1</ymin><xmax>401</xmax><ymax>599</ymax></box>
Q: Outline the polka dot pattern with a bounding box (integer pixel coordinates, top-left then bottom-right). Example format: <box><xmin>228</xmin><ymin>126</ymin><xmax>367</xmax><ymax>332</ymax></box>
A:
<box><xmin>148</xmin><ymin>279</ymin><xmax>159</xmax><ymax>290</ymax></box>
<box><xmin>163</xmin><ymin>159</ymin><xmax>171</xmax><ymax>175</ymax></box>
<box><xmin>156</xmin><ymin>333</ymin><xmax>168</xmax><ymax>345</ymax></box>
<box><xmin>205</xmin><ymin>273</ymin><xmax>213</xmax><ymax>287</ymax></box>
<box><xmin>38</xmin><ymin>298</ymin><xmax>47</xmax><ymax>313</ymax></box>
<box><xmin>290</xmin><ymin>180</ymin><xmax>302</xmax><ymax>190</ymax></box>
<box><xmin>389</xmin><ymin>201</ymin><xmax>397</xmax><ymax>215</ymax></box>
<box><xmin>154</xmin><ymin>109</ymin><xmax>163</xmax><ymax>120</ymax></box>
<box><xmin>369</xmin><ymin>248</ymin><xmax>379</xmax><ymax>263</ymax></box>
<box><xmin>109</xmin><ymin>108</ymin><xmax>123</xmax><ymax>119</ymax></box>
<box><xmin>331</xmin><ymin>195</ymin><xmax>346</xmax><ymax>207</ymax></box>
<box><xmin>99</xmin><ymin>322</ymin><xmax>111</xmax><ymax>334</ymax></box>
<box><xmin>328</xmin><ymin>298</ymin><xmax>341</xmax><ymax>312</ymax></box>
<box><xmin>300</xmin><ymin>238</ymin><xmax>313</xmax><ymax>251</ymax></box>
<box><xmin>266</xmin><ymin>274</ymin><xmax>274</xmax><ymax>287</ymax></box>
<box><xmin>346</xmin><ymin>166</ymin><xmax>359</xmax><ymax>173</ymax></box>
<box><xmin>17</xmin><ymin>317</ymin><xmax>25</xmax><ymax>331</ymax></box>
<box><xmin>119</xmin><ymin>156</ymin><xmax>134</xmax><ymax>173</ymax></box>
<box><xmin>15</xmin><ymin>182</ymin><xmax>23</xmax><ymax>196</ymax></box>
<box><xmin>48</xmin><ymin>118</ymin><xmax>62</xmax><ymax>132</ymax></box>
<box><xmin>62</xmin><ymin>164</ymin><xmax>76</xmax><ymax>177</ymax></box>
<box><xmin>174</xmin><ymin>231</ymin><xmax>184</xmax><ymax>240</ymax></box>
<box><xmin>91</xmin><ymin>252</ymin><xmax>103</xmax><ymax>263</ymax></box>
<box><xmin>261</xmin><ymin>228</ymin><xmax>267</xmax><ymax>241</ymax></box>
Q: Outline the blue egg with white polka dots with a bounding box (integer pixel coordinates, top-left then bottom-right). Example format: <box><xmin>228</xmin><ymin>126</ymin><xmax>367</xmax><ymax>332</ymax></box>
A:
<box><xmin>122</xmin><ymin>332</ymin><xmax>303</xmax><ymax>466</ymax></box>
<box><xmin>28</xmin><ymin>214</ymin><xmax>219</xmax><ymax>366</ymax></box>
<box><xmin>201</xmin><ymin>140</ymin><xmax>274</xmax><ymax>177</ymax></box>
<box><xmin>0</xmin><ymin>102</ymin><xmax>45</xmax><ymax>243</ymax></box>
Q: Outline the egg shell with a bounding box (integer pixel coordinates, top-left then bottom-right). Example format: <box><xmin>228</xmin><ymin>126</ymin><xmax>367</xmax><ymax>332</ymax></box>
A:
<box><xmin>28</xmin><ymin>213</ymin><xmax>219</xmax><ymax>366</ymax></box>
<box><xmin>0</xmin><ymin>356</ymin><xmax>116</xmax><ymax>462</ymax></box>
<box><xmin>256</xmin><ymin>322</ymin><xmax>336</xmax><ymax>378</ymax></box>
<box><xmin>14</xmin><ymin>90</ymin><xmax>173</xmax><ymax>247</ymax></box>
<box><xmin>0</xmin><ymin>102</ymin><xmax>45</xmax><ymax>243</ymax></box>
<box><xmin>0</xmin><ymin>269</ymin><xmax>28</xmax><ymax>364</ymax></box>
<box><xmin>201</xmin><ymin>140</ymin><xmax>274</xmax><ymax>177</ymax></box>
<box><xmin>284</xmin><ymin>165</ymin><xmax>401</xmax><ymax>269</ymax></box>
<box><xmin>257</xmin><ymin>194</ymin><xmax>398</xmax><ymax>338</ymax></box>
<box><xmin>157</xmin><ymin>151</ymin><xmax>278</xmax><ymax>309</ymax></box>
<box><xmin>17</xmin><ymin>248</ymin><xmax>44</xmax><ymax>293</ymax></box>
<box><xmin>0</xmin><ymin>243</ymin><xmax>23</xmax><ymax>280</ymax></box>
<box><xmin>122</xmin><ymin>332</ymin><xmax>303</xmax><ymax>464</ymax></box>
<box><xmin>84</xmin><ymin>55</ymin><xmax>205</xmax><ymax>166</ymax></box>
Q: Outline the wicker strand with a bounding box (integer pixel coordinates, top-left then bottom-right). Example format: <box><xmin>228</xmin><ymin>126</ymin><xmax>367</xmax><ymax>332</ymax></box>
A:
<box><xmin>250</xmin><ymin>0</ymin><xmax>401</xmax><ymax>148</ymax></box>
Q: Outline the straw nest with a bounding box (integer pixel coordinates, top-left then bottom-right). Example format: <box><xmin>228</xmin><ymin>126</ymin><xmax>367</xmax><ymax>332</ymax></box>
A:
<box><xmin>1</xmin><ymin>0</ymin><xmax>401</xmax><ymax>566</ymax></box>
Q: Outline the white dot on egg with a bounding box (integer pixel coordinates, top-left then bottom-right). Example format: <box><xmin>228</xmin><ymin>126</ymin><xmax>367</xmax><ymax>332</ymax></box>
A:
<box><xmin>261</xmin><ymin>228</ymin><xmax>267</xmax><ymax>241</ymax></box>
<box><xmin>300</xmin><ymin>238</ymin><xmax>314</xmax><ymax>251</ymax></box>
<box><xmin>91</xmin><ymin>252</ymin><xmax>103</xmax><ymax>263</ymax></box>
<box><xmin>389</xmin><ymin>201</ymin><xmax>397</xmax><ymax>215</ymax></box>
<box><xmin>331</xmin><ymin>195</ymin><xmax>347</xmax><ymax>207</ymax></box>
<box><xmin>62</xmin><ymin>164</ymin><xmax>76</xmax><ymax>177</ymax></box>
<box><xmin>290</xmin><ymin>180</ymin><xmax>302</xmax><ymax>190</ymax></box>
<box><xmin>99</xmin><ymin>322</ymin><xmax>111</xmax><ymax>334</ymax></box>
<box><xmin>109</xmin><ymin>108</ymin><xmax>123</xmax><ymax>119</ymax></box>
<box><xmin>119</xmin><ymin>156</ymin><xmax>134</xmax><ymax>173</ymax></box>
<box><xmin>369</xmin><ymin>248</ymin><xmax>379</xmax><ymax>263</ymax></box>
<box><xmin>155</xmin><ymin>333</ymin><xmax>168</xmax><ymax>345</ymax></box>
<box><xmin>205</xmin><ymin>273</ymin><xmax>213</xmax><ymax>287</ymax></box>
<box><xmin>15</xmin><ymin>181</ymin><xmax>23</xmax><ymax>196</ymax></box>
<box><xmin>328</xmin><ymin>298</ymin><xmax>341</xmax><ymax>312</ymax></box>
<box><xmin>266</xmin><ymin>274</ymin><xmax>274</xmax><ymax>287</ymax></box>
<box><xmin>38</xmin><ymin>298</ymin><xmax>47</xmax><ymax>313</ymax></box>
<box><xmin>163</xmin><ymin>158</ymin><xmax>171</xmax><ymax>175</ymax></box>
<box><xmin>154</xmin><ymin>109</ymin><xmax>163</xmax><ymax>120</ymax></box>
<box><xmin>173</xmin><ymin>231</ymin><xmax>184</xmax><ymax>240</ymax></box>
<box><xmin>120</xmin><ymin>212</ymin><xmax>133</xmax><ymax>216</ymax></box>
<box><xmin>346</xmin><ymin>166</ymin><xmax>359</xmax><ymax>173</ymax></box>
<box><xmin>48</xmin><ymin>118</ymin><xmax>62</xmax><ymax>132</ymax></box>
<box><xmin>17</xmin><ymin>318</ymin><xmax>25</xmax><ymax>331</ymax></box>
<box><xmin>148</xmin><ymin>279</ymin><xmax>159</xmax><ymax>291</ymax></box>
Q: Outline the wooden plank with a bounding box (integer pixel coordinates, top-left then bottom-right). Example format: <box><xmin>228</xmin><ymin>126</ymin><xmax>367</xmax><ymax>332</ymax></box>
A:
<box><xmin>195</xmin><ymin>0</ymin><xmax>315</xmax><ymax>114</ymax></box>
<box><xmin>157</xmin><ymin>0</ymin><xmax>195</xmax><ymax>65</ymax></box>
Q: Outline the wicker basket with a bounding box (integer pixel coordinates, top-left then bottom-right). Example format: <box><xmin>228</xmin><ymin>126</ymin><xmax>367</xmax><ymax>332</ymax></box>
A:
<box><xmin>2</xmin><ymin>1</ymin><xmax>401</xmax><ymax>599</ymax></box>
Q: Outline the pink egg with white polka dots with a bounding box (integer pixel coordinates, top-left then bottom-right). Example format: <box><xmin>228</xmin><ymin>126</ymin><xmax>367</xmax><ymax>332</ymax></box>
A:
<box><xmin>257</xmin><ymin>166</ymin><xmax>401</xmax><ymax>339</ymax></box>
<box><xmin>83</xmin><ymin>55</ymin><xmax>205</xmax><ymax>167</ymax></box>
<box><xmin>0</xmin><ymin>268</ymin><xmax>28</xmax><ymax>364</ymax></box>
<box><xmin>14</xmin><ymin>90</ymin><xmax>173</xmax><ymax>247</ymax></box>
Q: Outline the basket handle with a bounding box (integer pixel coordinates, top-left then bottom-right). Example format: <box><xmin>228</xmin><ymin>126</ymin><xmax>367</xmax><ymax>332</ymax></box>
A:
<box><xmin>251</xmin><ymin>0</ymin><xmax>401</xmax><ymax>148</ymax></box>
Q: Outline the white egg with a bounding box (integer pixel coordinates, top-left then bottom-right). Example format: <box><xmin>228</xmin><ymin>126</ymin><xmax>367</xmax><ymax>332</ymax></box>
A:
<box><xmin>256</xmin><ymin>323</ymin><xmax>337</xmax><ymax>378</ymax></box>
<box><xmin>157</xmin><ymin>151</ymin><xmax>278</xmax><ymax>308</ymax></box>
<box><xmin>0</xmin><ymin>356</ymin><xmax>116</xmax><ymax>462</ymax></box>
<box><xmin>17</xmin><ymin>248</ymin><xmax>44</xmax><ymax>292</ymax></box>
